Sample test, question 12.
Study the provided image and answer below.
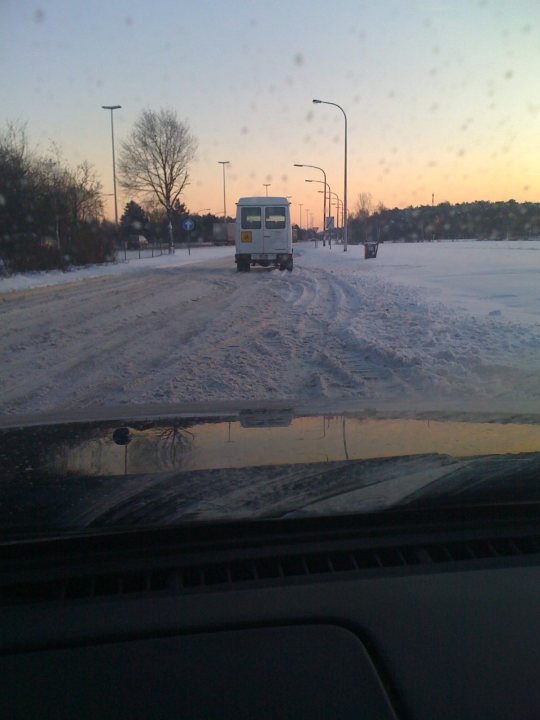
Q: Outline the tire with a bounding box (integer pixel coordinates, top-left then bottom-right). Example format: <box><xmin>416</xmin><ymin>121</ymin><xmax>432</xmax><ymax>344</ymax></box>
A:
<box><xmin>286</xmin><ymin>259</ymin><xmax>293</xmax><ymax>272</ymax></box>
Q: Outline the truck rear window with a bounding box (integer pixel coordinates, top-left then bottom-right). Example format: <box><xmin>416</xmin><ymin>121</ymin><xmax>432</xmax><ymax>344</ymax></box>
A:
<box><xmin>265</xmin><ymin>207</ymin><xmax>286</xmax><ymax>229</ymax></box>
<box><xmin>241</xmin><ymin>207</ymin><xmax>261</xmax><ymax>229</ymax></box>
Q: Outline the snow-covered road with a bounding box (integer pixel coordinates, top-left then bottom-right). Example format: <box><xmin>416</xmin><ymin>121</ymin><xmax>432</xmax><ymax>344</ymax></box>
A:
<box><xmin>2</xmin><ymin>241</ymin><xmax>540</xmax><ymax>416</ymax></box>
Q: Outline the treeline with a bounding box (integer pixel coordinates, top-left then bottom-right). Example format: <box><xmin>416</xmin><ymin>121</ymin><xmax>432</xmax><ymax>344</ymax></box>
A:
<box><xmin>0</xmin><ymin>122</ymin><xmax>115</xmax><ymax>275</ymax></box>
<box><xmin>0</xmin><ymin>117</ymin><xmax>224</xmax><ymax>276</ymax></box>
<box><xmin>349</xmin><ymin>200</ymin><xmax>540</xmax><ymax>244</ymax></box>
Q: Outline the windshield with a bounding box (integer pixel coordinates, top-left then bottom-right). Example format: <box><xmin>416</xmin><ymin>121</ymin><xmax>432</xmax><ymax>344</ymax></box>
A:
<box><xmin>1</xmin><ymin>1</ymin><xmax>540</xmax><ymax>539</ymax></box>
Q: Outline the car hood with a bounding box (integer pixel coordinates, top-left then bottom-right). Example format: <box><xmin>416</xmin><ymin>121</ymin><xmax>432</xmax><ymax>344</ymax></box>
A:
<box><xmin>2</xmin><ymin>400</ymin><xmax>540</xmax><ymax>539</ymax></box>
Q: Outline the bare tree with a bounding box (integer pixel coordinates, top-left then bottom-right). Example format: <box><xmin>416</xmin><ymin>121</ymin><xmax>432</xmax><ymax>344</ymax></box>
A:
<box><xmin>355</xmin><ymin>192</ymin><xmax>373</xmax><ymax>219</ymax></box>
<box><xmin>68</xmin><ymin>161</ymin><xmax>104</xmax><ymax>224</ymax></box>
<box><xmin>118</xmin><ymin>108</ymin><xmax>197</xmax><ymax>252</ymax></box>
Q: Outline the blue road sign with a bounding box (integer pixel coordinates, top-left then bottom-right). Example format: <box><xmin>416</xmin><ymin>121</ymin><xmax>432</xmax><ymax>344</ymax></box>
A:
<box><xmin>182</xmin><ymin>218</ymin><xmax>195</xmax><ymax>231</ymax></box>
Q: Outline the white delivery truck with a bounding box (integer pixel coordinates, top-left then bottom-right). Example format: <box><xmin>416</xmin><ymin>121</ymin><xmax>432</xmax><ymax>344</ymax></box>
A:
<box><xmin>235</xmin><ymin>197</ymin><xmax>293</xmax><ymax>272</ymax></box>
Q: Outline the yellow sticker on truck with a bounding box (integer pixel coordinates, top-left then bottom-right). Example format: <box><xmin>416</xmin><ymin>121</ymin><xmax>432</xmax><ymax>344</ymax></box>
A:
<box><xmin>241</xmin><ymin>231</ymin><xmax>252</xmax><ymax>243</ymax></box>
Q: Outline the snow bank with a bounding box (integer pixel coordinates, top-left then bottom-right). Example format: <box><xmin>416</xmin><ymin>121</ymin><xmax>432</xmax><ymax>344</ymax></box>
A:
<box><xmin>0</xmin><ymin>245</ymin><xmax>235</xmax><ymax>294</ymax></box>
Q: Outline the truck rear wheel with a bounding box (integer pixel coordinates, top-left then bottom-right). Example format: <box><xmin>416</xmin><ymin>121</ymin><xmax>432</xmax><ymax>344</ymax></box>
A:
<box><xmin>286</xmin><ymin>259</ymin><xmax>293</xmax><ymax>272</ymax></box>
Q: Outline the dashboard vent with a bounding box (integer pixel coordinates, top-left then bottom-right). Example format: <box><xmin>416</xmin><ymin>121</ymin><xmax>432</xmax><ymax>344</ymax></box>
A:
<box><xmin>3</xmin><ymin>534</ymin><xmax>540</xmax><ymax>607</ymax></box>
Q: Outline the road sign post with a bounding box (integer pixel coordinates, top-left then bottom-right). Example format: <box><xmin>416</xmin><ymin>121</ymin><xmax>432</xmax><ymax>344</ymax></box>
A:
<box><xmin>182</xmin><ymin>218</ymin><xmax>196</xmax><ymax>255</ymax></box>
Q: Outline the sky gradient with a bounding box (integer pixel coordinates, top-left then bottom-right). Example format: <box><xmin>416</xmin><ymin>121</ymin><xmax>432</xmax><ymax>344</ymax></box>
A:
<box><xmin>2</xmin><ymin>0</ymin><xmax>540</xmax><ymax>226</ymax></box>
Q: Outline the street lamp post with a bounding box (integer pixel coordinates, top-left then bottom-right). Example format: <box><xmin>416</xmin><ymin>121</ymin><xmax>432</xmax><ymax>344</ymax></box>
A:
<box><xmin>263</xmin><ymin>183</ymin><xmax>271</xmax><ymax>196</ymax></box>
<box><xmin>306</xmin><ymin>179</ymin><xmax>331</xmax><ymax>215</ymax></box>
<box><xmin>218</xmin><ymin>161</ymin><xmax>230</xmax><ymax>246</ymax></box>
<box><xmin>101</xmin><ymin>105</ymin><xmax>121</xmax><ymax>225</ymax></box>
<box><xmin>294</xmin><ymin>163</ymin><xmax>327</xmax><ymax>246</ymax></box>
<box><xmin>299</xmin><ymin>203</ymin><xmax>303</xmax><ymax>229</ymax></box>
<box><xmin>218</xmin><ymin>161</ymin><xmax>230</xmax><ymax>221</ymax></box>
<box><xmin>307</xmin><ymin>179</ymin><xmax>332</xmax><ymax>247</ymax></box>
<box><xmin>335</xmin><ymin>196</ymin><xmax>343</xmax><ymax>232</ymax></box>
<box><xmin>308</xmin><ymin>178</ymin><xmax>334</xmax><ymax>223</ymax></box>
<box><xmin>319</xmin><ymin>189</ymin><xmax>342</xmax><ymax>234</ymax></box>
<box><xmin>313</xmin><ymin>99</ymin><xmax>348</xmax><ymax>251</ymax></box>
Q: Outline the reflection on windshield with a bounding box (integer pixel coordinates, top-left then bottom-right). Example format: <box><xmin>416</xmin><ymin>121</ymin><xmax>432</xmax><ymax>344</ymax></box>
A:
<box><xmin>4</xmin><ymin>414</ymin><xmax>540</xmax><ymax>481</ymax></box>
<box><xmin>3</xmin><ymin>411</ymin><xmax>540</xmax><ymax>536</ymax></box>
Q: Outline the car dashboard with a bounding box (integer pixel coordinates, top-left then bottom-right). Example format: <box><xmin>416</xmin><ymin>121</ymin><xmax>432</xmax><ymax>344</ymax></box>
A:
<box><xmin>2</xmin><ymin>506</ymin><xmax>540</xmax><ymax>719</ymax></box>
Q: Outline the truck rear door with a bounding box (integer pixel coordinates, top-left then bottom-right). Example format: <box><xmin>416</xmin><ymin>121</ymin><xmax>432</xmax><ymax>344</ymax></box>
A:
<box><xmin>239</xmin><ymin>206</ymin><xmax>264</xmax><ymax>254</ymax></box>
<box><xmin>263</xmin><ymin>206</ymin><xmax>288</xmax><ymax>255</ymax></box>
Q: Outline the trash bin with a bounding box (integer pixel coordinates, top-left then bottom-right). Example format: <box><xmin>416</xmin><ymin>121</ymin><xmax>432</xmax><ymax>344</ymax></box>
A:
<box><xmin>364</xmin><ymin>242</ymin><xmax>379</xmax><ymax>259</ymax></box>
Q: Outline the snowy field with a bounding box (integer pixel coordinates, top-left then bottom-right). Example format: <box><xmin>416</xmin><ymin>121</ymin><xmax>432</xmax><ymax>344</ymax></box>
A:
<box><xmin>1</xmin><ymin>240</ymin><xmax>540</xmax><ymax>417</ymax></box>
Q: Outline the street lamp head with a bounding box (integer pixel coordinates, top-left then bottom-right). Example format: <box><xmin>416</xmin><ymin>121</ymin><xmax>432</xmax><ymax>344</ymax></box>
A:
<box><xmin>102</xmin><ymin>105</ymin><xmax>121</xmax><ymax>110</ymax></box>
<box><xmin>305</xmin><ymin>179</ymin><xmax>313</xmax><ymax>183</ymax></box>
<box><xmin>312</xmin><ymin>99</ymin><xmax>322</xmax><ymax>104</ymax></box>
<box><xmin>293</xmin><ymin>163</ymin><xmax>304</xmax><ymax>167</ymax></box>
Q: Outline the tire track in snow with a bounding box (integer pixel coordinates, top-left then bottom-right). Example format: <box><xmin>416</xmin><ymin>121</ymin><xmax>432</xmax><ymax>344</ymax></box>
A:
<box><xmin>271</xmin><ymin>265</ymin><xmax>409</xmax><ymax>398</ymax></box>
